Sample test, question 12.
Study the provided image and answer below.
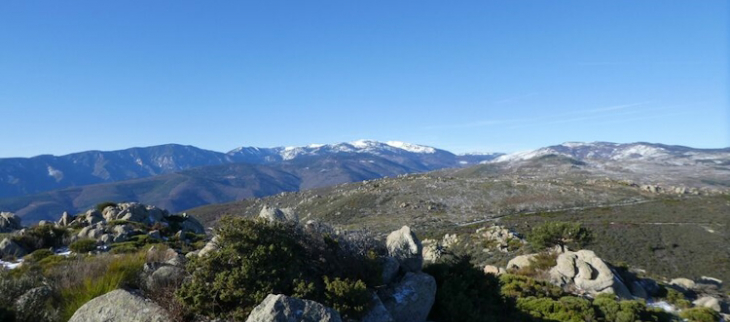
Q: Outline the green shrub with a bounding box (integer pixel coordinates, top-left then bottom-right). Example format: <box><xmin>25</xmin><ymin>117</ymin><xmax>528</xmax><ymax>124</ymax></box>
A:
<box><xmin>176</xmin><ymin>217</ymin><xmax>382</xmax><ymax>321</ymax></box>
<box><xmin>95</xmin><ymin>202</ymin><xmax>117</xmax><ymax>213</ymax></box>
<box><xmin>323</xmin><ymin>277</ymin><xmax>370</xmax><ymax>319</ymax></box>
<box><xmin>679</xmin><ymin>307</ymin><xmax>721</xmax><ymax>322</ymax></box>
<box><xmin>592</xmin><ymin>293</ymin><xmax>672</xmax><ymax>322</ymax></box>
<box><xmin>499</xmin><ymin>274</ymin><xmax>563</xmax><ymax>299</ymax></box>
<box><xmin>24</xmin><ymin>249</ymin><xmax>54</xmax><ymax>263</ymax></box>
<box><xmin>527</xmin><ymin>222</ymin><xmax>592</xmax><ymax>251</ymax></box>
<box><xmin>424</xmin><ymin>256</ymin><xmax>510</xmax><ymax>322</ymax></box>
<box><xmin>69</xmin><ymin>239</ymin><xmax>97</xmax><ymax>253</ymax></box>
<box><xmin>37</xmin><ymin>255</ymin><xmax>68</xmax><ymax>273</ymax></box>
<box><xmin>11</xmin><ymin>225</ymin><xmax>69</xmax><ymax>252</ymax></box>
<box><xmin>516</xmin><ymin>296</ymin><xmax>595</xmax><ymax>322</ymax></box>
<box><xmin>665</xmin><ymin>288</ymin><xmax>692</xmax><ymax>309</ymax></box>
<box><xmin>110</xmin><ymin>242</ymin><xmax>139</xmax><ymax>254</ymax></box>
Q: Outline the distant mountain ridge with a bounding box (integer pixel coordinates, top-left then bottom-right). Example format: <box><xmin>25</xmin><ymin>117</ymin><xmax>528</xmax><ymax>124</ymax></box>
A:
<box><xmin>0</xmin><ymin>140</ymin><xmax>502</xmax><ymax>200</ymax></box>
<box><xmin>491</xmin><ymin>142</ymin><xmax>730</xmax><ymax>165</ymax></box>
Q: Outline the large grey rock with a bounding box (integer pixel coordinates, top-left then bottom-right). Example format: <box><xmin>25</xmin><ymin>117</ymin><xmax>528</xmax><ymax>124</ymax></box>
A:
<box><xmin>112</xmin><ymin>224</ymin><xmax>134</xmax><ymax>242</ymax></box>
<box><xmin>381</xmin><ymin>257</ymin><xmax>400</xmax><ymax>285</ymax></box>
<box><xmin>118</xmin><ymin>203</ymin><xmax>149</xmax><ymax>223</ymax></box>
<box><xmin>197</xmin><ymin>236</ymin><xmax>219</xmax><ymax>258</ymax></box>
<box><xmin>699</xmin><ymin>276</ymin><xmax>723</xmax><ymax>288</ymax></box>
<box><xmin>0</xmin><ymin>238</ymin><xmax>27</xmax><ymax>257</ymax></box>
<box><xmin>245</xmin><ymin>294</ymin><xmax>342</xmax><ymax>322</ymax></box>
<box><xmin>670</xmin><ymin>278</ymin><xmax>696</xmax><ymax>291</ymax></box>
<box><xmin>146</xmin><ymin>206</ymin><xmax>167</xmax><ymax>223</ymax></box>
<box><xmin>386</xmin><ymin>226</ymin><xmax>424</xmax><ymax>273</ymax></box>
<box><xmin>420</xmin><ymin>240</ymin><xmax>443</xmax><ymax>263</ymax></box>
<box><xmin>483</xmin><ymin>265</ymin><xmax>506</xmax><ymax>276</ymax></box>
<box><xmin>362</xmin><ymin>293</ymin><xmax>394</xmax><ymax>322</ymax></box>
<box><xmin>694</xmin><ymin>296</ymin><xmax>722</xmax><ymax>313</ymax></box>
<box><xmin>259</xmin><ymin>206</ymin><xmax>299</xmax><ymax>223</ymax></box>
<box><xmin>507</xmin><ymin>253</ymin><xmax>537</xmax><ymax>270</ymax></box>
<box><xmin>14</xmin><ymin>285</ymin><xmax>52</xmax><ymax>321</ymax></box>
<box><xmin>549</xmin><ymin>250</ymin><xmax>632</xmax><ymax>299</ymax></box>
<box><xmin>84</xmin><ymin>210</ymin><xmax>104</xmax><ymax>225</ymax></box>
<box><xmin>57</xmin><ymin>212</ymin><xmax>73</xmax><ymax>226</ymax></box>
<box><xmin>0</xmin><ymin>212</ymin><xmax>22</xmax><ymax>232</ymax></box>
<box><xmin>77</xmin><ymin>225</ymin><xmax>105</xmax><ymax>240</ymax></box>
<box><xmin>147</xmin><ymin>265</ymin><xmax>186</xmax><ymax>289</ymax></box>
<box><xmin>68</xmin><ymin>289</ymin><xmax>171</xmax><ymax>322</ymax></box>
<box><xmin>379</xmin><ymin>272</ymin><xmax>437</xmax><ymax>322</ymax></box>
<box><xmin>177</xmin><ymin>213</ymin><xmax>205</xmax><ymax>234</ymax></box>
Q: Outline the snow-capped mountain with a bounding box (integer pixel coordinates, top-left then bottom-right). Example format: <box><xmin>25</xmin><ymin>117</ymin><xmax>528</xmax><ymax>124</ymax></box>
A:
<box><xmin>491</xmin><ymin>142</ymin><xmax>730</xmax><ymax>165</ymax></box>
<box><xmin>227</xmin><ymin>140</ymin><xmax>440</xmax><ymax>162</ymax></box>
<box><xmin>0</xmin><ymin>140</ymin><xmax>501</xmax><ymax>200</ymax></box>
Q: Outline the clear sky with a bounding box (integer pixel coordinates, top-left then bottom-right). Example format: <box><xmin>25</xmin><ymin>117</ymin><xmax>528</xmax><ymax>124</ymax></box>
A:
<box><xmin>0</xmin><ymin>1</ymin><xmax>727</xmax><ymax>157</ymax></box>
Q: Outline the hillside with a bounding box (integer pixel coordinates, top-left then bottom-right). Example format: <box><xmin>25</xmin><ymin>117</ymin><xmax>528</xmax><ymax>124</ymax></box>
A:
<box><xmin>189</xmin><ymin>154</ymin><xmax>730</xmax><ymax>287</ymax></box>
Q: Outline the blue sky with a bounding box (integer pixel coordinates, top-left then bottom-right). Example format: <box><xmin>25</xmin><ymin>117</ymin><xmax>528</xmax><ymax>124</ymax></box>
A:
<box><xmin>0</xmin><ymin>1</ymin><xmax>727</xmax><ymax>157</ymax></box>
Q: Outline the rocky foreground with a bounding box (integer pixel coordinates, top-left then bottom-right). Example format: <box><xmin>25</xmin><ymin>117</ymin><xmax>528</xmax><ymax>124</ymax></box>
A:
<box><xmin>1</xmin><ymin>203</ymin><xmax>728</xmax><ymax>322</ymax></box>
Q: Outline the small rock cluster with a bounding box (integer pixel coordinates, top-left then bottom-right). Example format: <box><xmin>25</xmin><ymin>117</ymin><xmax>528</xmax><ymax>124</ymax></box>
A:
<box><xmin>63</xmin><ymin>203</ymin><xmax>205</xmax><ymax>245</ymax></box>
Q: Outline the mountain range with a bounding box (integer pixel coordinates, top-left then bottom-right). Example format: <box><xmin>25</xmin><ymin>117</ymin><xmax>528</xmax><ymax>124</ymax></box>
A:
<box><xmin>0</xmin><ymin>140</ymin><xmax>501</xmax><ymax>222</ymax></box>
<box><xmin>1</xmin><ymin>140</ymin><xmax>728</xmax><ymax>224</ymax></box>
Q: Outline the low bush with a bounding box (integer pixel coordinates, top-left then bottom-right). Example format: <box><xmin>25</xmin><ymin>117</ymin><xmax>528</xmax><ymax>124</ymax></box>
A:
<box><xmin>176</xmin><ymin>217</ymin><xmax>383</xmax><ymax>321</ymax></box>
<box><xmin>323</xmin><ymin>277</ymin><xmax>370</xmax><ymax>319</ymax></box>
<box><xmin>11</xmin><ymin>225</ymin><xmax>69</xmax><ymax>253</ymax></box>
<box><xmin>424</xmin><ymin>256</ymin><xmax>511</xmax><ymax>322</ymax></box>
<box><xmin>679</xmin><ymin>307</ymin><xmax>721</xmax><ymax>322</ymax></box>
<box><xmin>499</xmin><ymin>274</ymin><xmax>563</xmax><ymax>299</ymax></box>
<box><xmin>592</xmin><ymin>293</ymin><xmax>673</xmax><ymax>322</ymax></box>
<box><xmin>24</xmin><ymin>249</ymin><xmax>54</xmax><ymax>263</ymax></box>
<box><xmin>516</xmin><ymin>296</ymin><xmax>595</xmax><ymax>322</ymax></box>
<box><xmin>69</xmin><ymin>239</ymin><xmax>97</xmax><ymax>253</ymax></box>
<box><xmin>110</xmin><ymin>242</ymin><xmax>139</xmax><ymax>254</ymax></box>
<box><xmin>527</xmin><ymin>221</ymin><xmax>592</xmax><ymax>251</ymax></box>
<box><xmin>665</xmin><ymin>288</ymin><xmax>692</xmax><ymax>309</ymax></box>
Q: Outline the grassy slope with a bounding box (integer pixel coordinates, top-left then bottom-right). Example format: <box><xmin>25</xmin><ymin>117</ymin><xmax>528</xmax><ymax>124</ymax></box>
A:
<box><xmin>500</xmin><ymin>195</ymin><xmax>730</xmax><ymax>284</ymax></box>
<box><xmin>189</xmin><ymin>165</ymin><xmax>730</xmax><ymax>287</ymax></box>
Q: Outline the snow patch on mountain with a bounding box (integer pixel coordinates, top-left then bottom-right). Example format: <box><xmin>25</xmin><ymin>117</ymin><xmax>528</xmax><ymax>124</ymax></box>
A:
<box><xmin>385</xmin><ymin>141</ymin><xmax>436</xmax><ymax>154</ymax></box>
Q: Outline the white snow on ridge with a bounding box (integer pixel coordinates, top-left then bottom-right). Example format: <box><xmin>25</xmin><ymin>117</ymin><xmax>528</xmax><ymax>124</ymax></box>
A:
<box><xmin>491</xmin><ymin>149</ymin><xmax>556</xmax><ymax>163</ymax></box>
<box><xmin>385</xmin><ymin>141</ymin><xmax>436</xmax><ymax>154</ymax></box>
<box><xmin>610</xmin><ymin>145</ymin><xmax>666</xmax><ymax>160</ymax></box>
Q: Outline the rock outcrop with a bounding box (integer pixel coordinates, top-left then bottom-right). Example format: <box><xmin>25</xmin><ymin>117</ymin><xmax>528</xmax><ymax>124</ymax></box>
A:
<box><xmin>245</xmin><ymin>294</ymin><xmax>342</xmax><ymax>322</ymax></box>
<box><xmin>477</xmin><ymin>225</ymin><xmax>524</xmax><ymax>253</ymax></box>
<box><xmin>0</xmin><ymin>212</ymin><xmax>22</xmax><ymax>232</ymax></box>
<box><xmin>14</xmin><ymin>285</ymin><xmax>52</xmax><ymax>321</ymax></box>
<box><xmin>259</xmin><ymin>206</ymin><xmax>299</xmax><ymax>223</ymax></box>
<box><xmin>483</xmin><ymin>265</ymin><xmax>506</xmax><ymax>276</ymax></box>
<box><xmin>549</xmin><ymin>250</ymin><xmax>632</xmax><ymax>299</ymax></box>
<box><xmin>387</xmin><ymin>226</ymin><xmax>424</xmax><ymax>272</ymax></box>
<box><xmin>66</xmin><ymin>202</ymin><xmax>205</xmax><ymax>247</ymax></box>
<box><xmin>68</xmin><ymin>289</ymin><xmax>171</xmax><ymax>322</ymax></box>
<box><xmin>669</xmin><ymin>277</ymin><xmax>696</xmax><ymax>291</ymax></box>
<box><xmin>362</xmin><ymin>293</ymin><xmax>395</xmax><ymax>322</ymax></box>
<box><xmin>0</xmin><ymin>238</ymin><xmax>27</xmax><ymax>257</ymax></box>
<box><xmin>379</xmin><ymin>272</ymin><xmax>437</xmax><ymax>322</ymax></box>
<box><xmin>694</xmin><ymin>296</ymin><xmax>722</xmax><ymax>313</ymax></box>
<box><xmin>507</xmin><ymin>254</ymin><xmax>538</xmax><ymax>270</ymax></box>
